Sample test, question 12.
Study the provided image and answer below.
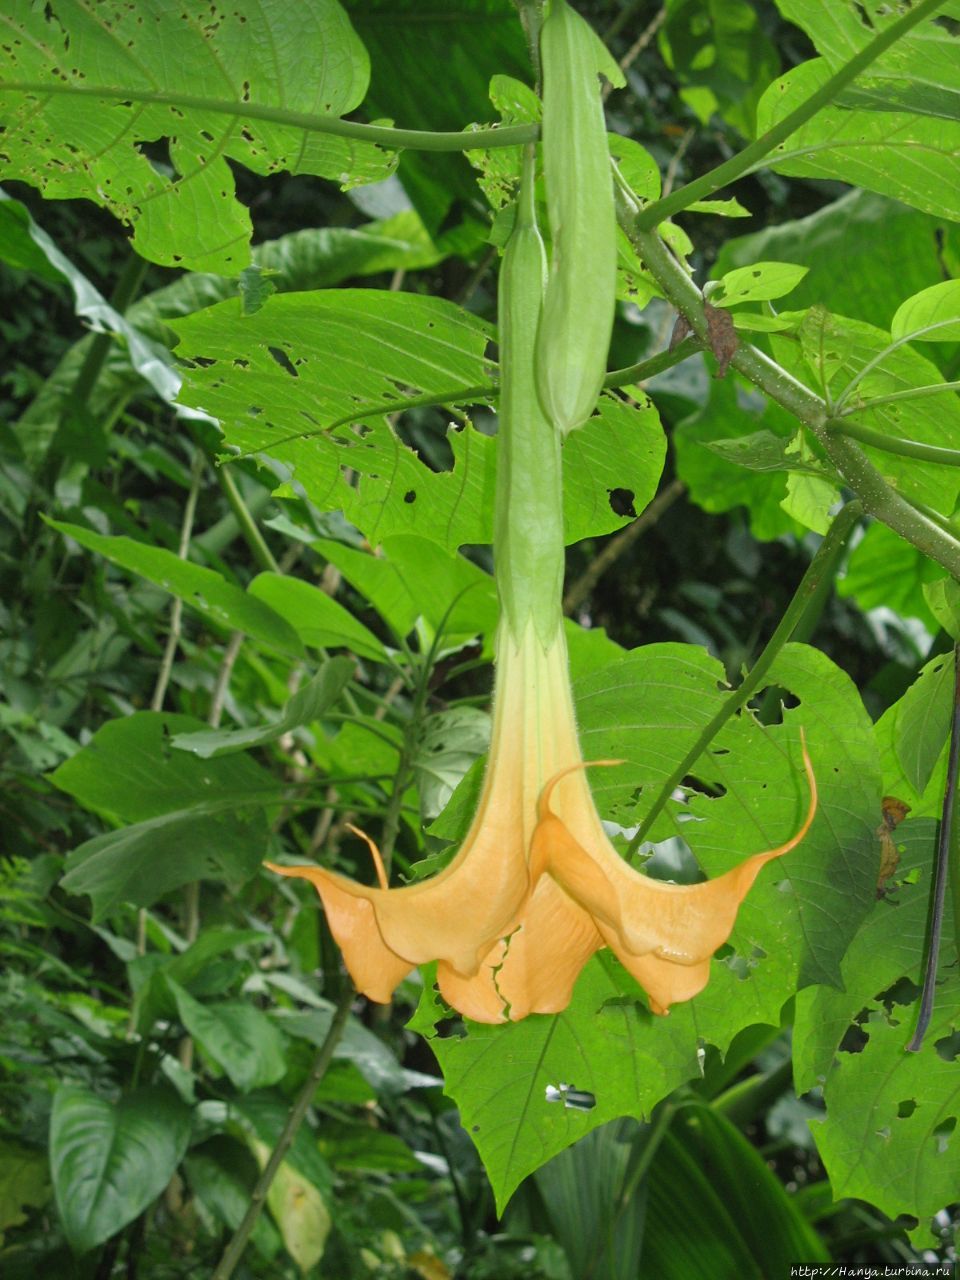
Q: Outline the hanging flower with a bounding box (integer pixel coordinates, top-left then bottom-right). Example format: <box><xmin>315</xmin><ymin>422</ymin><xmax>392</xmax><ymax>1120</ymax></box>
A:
<box><xmin>267</xmin><ymin>621</ymin><xmax>585</xmax><ymax>1005</ymax></box>
<box><xmin>267</xmin><ymin>144</ymin><xmax>816</xmax><ymax>1022</ymax></box>
<box><xmin>447</xmin><ymin>720</ymin><xmax>817</xmax><ymax>1023</ymax></box>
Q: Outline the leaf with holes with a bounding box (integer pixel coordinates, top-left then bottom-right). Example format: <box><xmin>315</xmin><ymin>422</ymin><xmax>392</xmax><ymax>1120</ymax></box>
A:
<box><xmin>423</xmin><ymin>954</ymin><xmax>703</xmax><ymax>1212</ymax></box>
<box><xmin>173</xmin><ymin>291</ymin><xmax>665</xmax><ymax>551</ymax></box>
<box><xmin>710</xmin><ymin>261</ymin><xmax>809</xmax><ymax>308</ymax></box>
<box><xmin>712</xmin><ymin>190</ymin><xmax>956</xmax><ymax>335</ymax></box>
<box><xmin>422</xmin><ymin>641</ymin><xmax>880</xmax><ymax>1205</ymax></box>
<box><xmin>575</xmin><ymin>641</ymin><xmax>881</xmax><ymax>993</ymax></box>
<box><xmin>793</xmin><ymin>822</ymin><xmax>960</xmax><ymax>1237</ymax></box>
<box><xmin>0</xmin><ymin>0</ymin><xmax>393</xmax><ymax>271</ymax></box>
<box><xmin>50</xmin><ymin>1085</ymin><xmax>191</xmax><ymax>1253</ymax></box>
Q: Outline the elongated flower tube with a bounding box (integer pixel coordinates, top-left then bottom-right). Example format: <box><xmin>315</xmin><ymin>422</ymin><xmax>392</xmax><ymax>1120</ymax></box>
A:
<box><xmin>267</xmin><ymin>146</ymin><xmax>573</xmax><ymax>1004</ymax></box>
<box><xmin>269</xmin><ymin>146</ymin><xmax>817</xmax><ymax>1020</ymax></box>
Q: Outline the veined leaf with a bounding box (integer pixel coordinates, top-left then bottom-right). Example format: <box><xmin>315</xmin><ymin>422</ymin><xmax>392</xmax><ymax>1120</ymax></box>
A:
<box><xmin>772</xmin><ymin>310</ymin><xmax>960</xmax><ymax>518</ymax></box>
<box><xmin>793</xmin><ymin>823</ymin><xmax>960</xmax><ymax>1238</ymax></box>
<box><xmin>713</xmin><ymin>190</ymin><xmax>956</xmax><ymax>335</ymax></box>
<box><xmin>895</xmin><ymin>653</ymin><xmax>955</xmax><ymax>794</ymax></box>
<box><xmin>51</xmin><ymin>711</ymin><xmax>277</xmax><ymax>822</ymax></box>
<box><xmin>0</xmin><ymin>0</ymin><xmax>393</xmax><ymax>271</ymax></box>
<box><xmin>247</xmin><ymin>575</ymin><xmax>390</xmax><ymax>662</ymax></box>
<box><xmin>175</xmin><ymin>291</ymin><xmax>665</xmax><ymax>552</ymax></box>
<box><xmin>60</xmin><ymin>805</ymin><xmax>270</xmax><ymax>920</ymax></box>
<box><xmin>50</xmin><ymin>1085</ymin><xmax>191</xmax><ymax>1253</ymax></box>
<box><xmin>169</xmin><ymin>983</ymin><xmax>289</xmax><ymax>1092</ymax></box>
<box><xmin>757</xmin><ymin>59</ymin><xmax>960</xmax><ymax>222</ymax></box>
<box><xmin>892</xmin><ymin>280</ymin><xmax>960</xmax><ymax>344</ymax></box>
<box><xmin>48</xmin><ymin>518</ymin><xmax>303</xmax><ymax>655</ymax></box>
<box><xmin>775</xmin><ymin>0</ymin><xmax>960</xmax><ymax>124</ymax></box>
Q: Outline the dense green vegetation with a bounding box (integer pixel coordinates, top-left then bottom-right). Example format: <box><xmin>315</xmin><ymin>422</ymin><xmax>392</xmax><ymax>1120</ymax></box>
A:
<box><xmin>1</xmin><ymin>1</ymin><xmax>958</xmax><ymax>1276</ymax></box>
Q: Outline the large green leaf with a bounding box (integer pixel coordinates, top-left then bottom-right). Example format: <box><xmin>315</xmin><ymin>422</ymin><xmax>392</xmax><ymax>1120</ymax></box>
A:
<box><xmin>169</xmin><ymin>983</ymin><xmax>289</xmax><ymax>1092</ymax></box>
<box><xmin>312</xmin><ymin>534</ymin><xmax>498</xmax><ymax>648</ymax></box>
<box><xmin>425</xmin><ymin>641</ymin><xmax>879</xmax><ymax>1206</ymax></box>
<box><xmin>0</xmin><ymin>0</ymin><xmax>393</xmax><ymax>271</ymax></box>
<box><xmin>60</xmin><ymin>805</ymin><xmax>270</xmax><ymax>920</ymax></box>
<box><xmin>50</xmin><ymin>1085</ymin><xmax>191</xmax><ymax>1253</ymax></box>
<box><xmin>247</xmin><ymin>575</ymin><xmax>390</xmax><ymax>662</ymax></box>
<box><xmin>51</xmin><ymin>711</ymin><xmax>277</xmax><ymax>822</ymax></box>
<box><xmin>793</xmin><ymin>822</ymin><xmax>960</xmax><ymax>1235</ymax></box>
<box><xmin>54</xmin><ymin>712</ymin><xmax>277</xmax><ymax>917</ymax></box>
<box><xmin>641</xmin><ymin>1104</ymin><xmax>829</xmax><ymax>1275</ymax></box>
<box><xmin>577</xmin><ymin>641</ymin><xmax>881</xmax><ymax>992</ymax></box>
<box><xmin>48</xmin><ymin>519</ymin><xmax>302</xmax><ymax>655</ymax></box>
<box><xmin>426</xmin><ymin>955</ymin><xmax>702</xmax><ymax>1212</ymax></box>
<box><xmin>757</xmin><ymin>59</ymin><xmax>960</xmax><ymax>221</ymax></box>
<box><xmin>173</xmin><ymin>291</ymin><xmax>665</xmax><ymax>551</ymax></box>
<box><xmin>775</xmin><ymin>0</ymin><xmax>960</xmax><ymax>123</ymax></box>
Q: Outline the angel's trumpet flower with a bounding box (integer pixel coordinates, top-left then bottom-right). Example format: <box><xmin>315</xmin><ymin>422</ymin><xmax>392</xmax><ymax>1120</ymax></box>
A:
<box><xmin>446</xmin><ymin>725</ymin><xmax>817</xmax><ymax>1023</ymax></box>
<box><xmin>267</xmin><ymin>619</ymin><xmax>583</xmax><ymax>1006</ymax></box>
<box><xmin>268</xmin><ymin>148</ymin><xmax>817</xmax><ymax>1021</ymax></box>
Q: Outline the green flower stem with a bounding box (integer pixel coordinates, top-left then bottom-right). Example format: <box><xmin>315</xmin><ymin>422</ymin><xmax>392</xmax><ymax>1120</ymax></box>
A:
<box><xmin>827</xmin><ymin>419</ymin><xmax>960</xmax><ymax>467</ymax></box>
<box><xmin>632</xmin><ymin>0</ymin><xmax>947</xmax><ymax>230</ymax></box>
<box><xmin>629</xmin><ymin>225</ymin><xmax>960</xmax><ymax>579</ymax></box>
<box><xmin>602</xmin><ymin>334</ymin><xmax>701</xmax><ymax>388</ymax></box>
<box><xmin>907</xmin><ymin>642</ymin><xmax>960</xmax><ymax>1052</ymax></box>
<box><xmin>494</xmin><ymin>143</ymin><xmax>564</xmax><ymax>644</ymax></box>
<box><xmin>837</xmin><ymin>380</ymin><xmax>960</xmax><ymax>415</ymax></box>
<box><xmin>214</xmin><ymin>461</ymin><xmax>281</xmax><ymax>572</ymax></box>
<box><xmin>626</xmin><ymin>500</ymin><xmax>862</xmax><ymax>852</ymax></box>
<box><xmin>211</xmin><ymin>984</ymin><xmax>354</xmax><ymax>1280</ymax></box>
<box><xmin>1</xmin><ymin>80</ymin><xmax>538</xmax><ymax>152</ymax></box>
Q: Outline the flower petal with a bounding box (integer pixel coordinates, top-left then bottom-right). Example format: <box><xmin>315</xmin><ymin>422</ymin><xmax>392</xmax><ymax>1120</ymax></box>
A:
<box><xmin>534</xmin><ymin>737</ymin><xmax>818</xmax><ymax>1010</ymax></box>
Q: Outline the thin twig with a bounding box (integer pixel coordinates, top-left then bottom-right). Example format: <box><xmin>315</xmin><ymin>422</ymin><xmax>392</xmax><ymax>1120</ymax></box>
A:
<box><xmin>151</xmin><ymin>453</ymin><xmax>205</xmax><ymax>713</ymax></box>
<box><xmin>211</xmin><ymin>985</ymin><xmax>354</xmax><ymax>1280</ymax></box>
<box><xmin>602</xmin><ymin>6</ymin><xmax>666</xmax><ymax>101</ymax></box>
<box><xmin>209</xmin><ymin>630</ymin><xmax>244</xmax><ymax>729</ymax></box>
<box><xmin>907</xmin><ymin>642</ymin><xmax>960</xmax><ymax>1052</ymax></box>
<box><xmin>563</xmin><ymin>478</ymin><xmax>685</xmax><ymax>614</ymax></box>
<box><xmin>662</xmin><ymin>126</ymin><xmax>695</xmax><ymax>200</ymax></box>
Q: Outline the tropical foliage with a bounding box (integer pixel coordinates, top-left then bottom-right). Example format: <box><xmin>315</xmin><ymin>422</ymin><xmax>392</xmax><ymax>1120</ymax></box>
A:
<box><xmin>1</xmin><ymin>1</ymin><xmax>958</xmax><ymax>1276</ymax></box>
